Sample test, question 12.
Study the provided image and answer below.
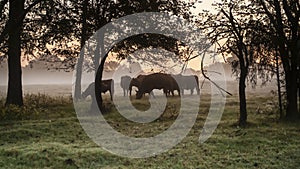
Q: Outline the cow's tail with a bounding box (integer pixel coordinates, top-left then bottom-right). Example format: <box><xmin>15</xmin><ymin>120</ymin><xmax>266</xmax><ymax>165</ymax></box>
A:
<box><xmin>111</xmin><ymin>79</ymin><xmax>114</xmax><ymax>100</ymax></box>
<box><xmin>195</xmin><ymin>76</ymin><xmax>200</xmax><ymax>95</ymax></box>
<box><xmin>129</xmin><ymin>82</ymin><xmax>133</xmax><ymax>96</ymax></box>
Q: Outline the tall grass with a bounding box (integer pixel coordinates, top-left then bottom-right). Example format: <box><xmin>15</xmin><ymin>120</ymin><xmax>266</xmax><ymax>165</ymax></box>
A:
<box><xmin>0</xmin><ymin>93</ymin><xmax>73</xmax><ymax>121</ymax></box>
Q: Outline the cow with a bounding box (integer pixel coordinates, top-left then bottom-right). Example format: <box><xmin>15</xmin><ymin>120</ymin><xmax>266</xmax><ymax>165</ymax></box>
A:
<box><xmin>82</xmin><ymin>79</ymin><xmax>114</xmax><ymax>101</ymax></box>
<box><xmin>120</xmin><ymin>75</ymin><xmax>131</xmax><ymax>96</ymax></box>
<box><xmin>135</xmin><ymin>73</ymin><xmax>178</xmax><ymax>99</ymax></box>
<box><xmin>167</xmin><ymin>74</ymin><xmax>180</xmax><ymax>96</ymax></box>
<box><xmin>129</xmin><ymin>74</ymin><xmax>154</xmax><ymax>97</ymax></box>
<box><xmin>172</xmin><ymin>74</ymin><xmax>200</xmax><ymax>95</ymax></box>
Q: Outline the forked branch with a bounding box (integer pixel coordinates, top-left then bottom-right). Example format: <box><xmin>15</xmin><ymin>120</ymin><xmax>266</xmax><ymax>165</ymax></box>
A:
<box><xmin>200</xmin><ymin>48</ymin><xmax>232</xmax><ymax>96</ymax></box>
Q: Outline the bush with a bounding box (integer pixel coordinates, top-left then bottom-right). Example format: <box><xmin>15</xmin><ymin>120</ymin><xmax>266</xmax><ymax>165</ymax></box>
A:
<box><xmin>0</xmin><ymin>94</ymin><xmax>73</xmax><ymax>121</ymax></box>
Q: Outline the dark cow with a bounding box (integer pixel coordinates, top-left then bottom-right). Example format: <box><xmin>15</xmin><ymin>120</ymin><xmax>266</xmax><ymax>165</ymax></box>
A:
<box><xmin>120</xmin><ymin>75</ymin><xmax>131</xmax><ymax>96</ymax></box>
<box><xmin>167</xmin><ymin>74</ymin><xmax>180</xmax><ymax>96</ymax></box>
<box><xmin>82</xmin><ymin>79</ymin><xmax>114</xmax><ymax>101</ymax></box>
<box><xmin>173</xmin><ymin>74</ymin><xmax>200</xmax><ymax>95</ymax></box>
<box><xmin>136</xmin><ymin>73</ymin><xmax>178</xmax><ymax>99</ymax></box>
<box><xmin>129</xmin><ymin>74</ymin><xmax>154</xmax><ymax>97</ymax></box>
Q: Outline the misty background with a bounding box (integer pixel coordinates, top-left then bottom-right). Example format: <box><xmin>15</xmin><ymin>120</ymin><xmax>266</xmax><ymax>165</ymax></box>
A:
<box><xmin>0</xmin><ymin>59</ymin><xmax>277</xmax><ymax>98</ymax></box>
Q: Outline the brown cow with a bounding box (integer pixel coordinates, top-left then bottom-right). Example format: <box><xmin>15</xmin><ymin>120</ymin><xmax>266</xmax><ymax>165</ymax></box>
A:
<box><xmin>82</xmin><ymin>79</ymin><xmax>114</xmax><ymax>101</ymax></box>
<box><xmin>136</xmin><ymin>73</ymin><xmax>177</xmax><ymax>99</ymax></box>
<box><xmin>129</xmin><ymin>74</ymin><xmax>154</xmax><ymax>97</ymax></box>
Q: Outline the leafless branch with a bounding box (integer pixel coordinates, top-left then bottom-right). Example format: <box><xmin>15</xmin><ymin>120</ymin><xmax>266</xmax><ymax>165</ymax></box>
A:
<box><xmin>0</xmin><ymin>0</ymin><xmax>44</xmax><ymax>44</ymax></box>
<box><xmin>201</xmin><ymin>49</ymin><xmax>232</xmax><ymax>96</ymax></box>
<box><xmin>0</xmin><ymin>0</ymin><xmax>8</xmax><ymax>17</ymax></box>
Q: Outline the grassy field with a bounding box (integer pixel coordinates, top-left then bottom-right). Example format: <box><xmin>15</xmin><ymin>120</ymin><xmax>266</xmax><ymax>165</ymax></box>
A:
<box><xmin>0</xmin><ymin>93</ymin><xmax>300</xmax><ymax>169</ymax></box>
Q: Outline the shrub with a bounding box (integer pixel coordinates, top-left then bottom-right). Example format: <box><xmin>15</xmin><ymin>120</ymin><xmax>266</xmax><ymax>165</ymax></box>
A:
<box><xmin>0</xmin><ymin>93</ymin><xmax>73</xmax><ymax>121</ymax></box>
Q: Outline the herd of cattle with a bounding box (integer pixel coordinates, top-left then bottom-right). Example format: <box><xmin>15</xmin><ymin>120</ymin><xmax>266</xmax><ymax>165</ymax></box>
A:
<box><xmin>82</xmin><ymin>73</ymin><xmax>200</xmax><ymax>100</ymax></box>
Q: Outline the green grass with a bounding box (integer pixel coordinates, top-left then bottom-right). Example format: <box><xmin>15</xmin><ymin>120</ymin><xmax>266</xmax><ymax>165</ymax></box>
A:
<box><xmin>0</xmin><ymin>93</ymin><xmax>299</xmax><ymax>168</ymax></box>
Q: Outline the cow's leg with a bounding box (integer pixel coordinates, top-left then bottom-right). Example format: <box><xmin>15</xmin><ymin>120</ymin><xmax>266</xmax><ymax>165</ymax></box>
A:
<box><xmin>163</xmin><ymin>88</ymin><xmax>168</xmax><ymax>97</ymax></box>
<box><xmin>123</xmin><ymin>89</ymin><xmax>125</xmax><ymax>97</ymax></box>
<box><xmin>190</xmin><ymin>89</ymin><xmax>193</xmax><ymax>95</ymax></box>
<box><xmin>110</xmin><ymin>90</ymin><xmax>113</xmax><ymax>101</ymax></box>
<box><xmin>167</xmin><ymin>90</ymin><xmax>173</xmax><ymax>96</ymax></box>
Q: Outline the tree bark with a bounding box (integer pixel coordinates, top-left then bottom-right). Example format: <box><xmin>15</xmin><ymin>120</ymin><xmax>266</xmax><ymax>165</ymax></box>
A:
<box><xmin>279</xmin><ymin>53</ymin><xmax>299</xmax><ymax>119</ymax></box>
<box><xmin>273</xmin><ymin>0</ymin><xmax>299</xmax><ymax>119</ymax></box>
<box><xmin>275</xmin><ymin>52</ymin><xmax>283</xmax><ymax>118</ymax></box>
<box><xmin>74</xmin><ymin>0</ymin><xmax>88</xmax><ymax>101</ymax></box>
<box><xmin>280</xmin><ymin>41</ymin><xmax>299</xmax><ymax>119</ymax></box>
<box><xmin>239</xmin><ymin>65</ymin><xmax>247</xmax><ymax>126</ymax></box>
<box><xmin>95</xmin><ymin>56</ymin><xmax>105</xmax><ymax>113</ymax></box>
<box><xmin>74</xmin><ymin>51</ymin><xmax>84</xmax><ymax>101</ymax></box>
<box><xmin>296</xmin><ymin>40</ymin><xmax>300</xmax><ymax>113</ymax></box>
<box><xmin>285</xmin><ymin>73</ymin><xmax>298</xmax><ymax>119</ymax></box>
<box><xmin>5</xmin><ymin>0</ymin><xmax>25</xmax><ymax>106</ymax></box>
<box><xmin>285</xmin><ymin>47</ymin><xmax>299</xmax><ymax>119</ymax></box>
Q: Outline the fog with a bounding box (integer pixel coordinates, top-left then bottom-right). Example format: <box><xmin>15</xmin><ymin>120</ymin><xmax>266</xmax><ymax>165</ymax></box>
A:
<box><xmin>0</xmin><ymin>60</ymin><xmax>277</xmax><ymax>98</ymax></box>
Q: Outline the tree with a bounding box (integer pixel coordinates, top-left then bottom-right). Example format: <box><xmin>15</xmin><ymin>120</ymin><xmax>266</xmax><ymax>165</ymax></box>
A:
<box><xmin>5</xmin><ymin>0</ymin><xmax>25</xmax><ymax>106</ymax></box>
<box><xmin>198</xmin><ymin>0</ymin><xmax>262</xmax><ymax>126</ymax></box>
<box><xmin>71</xmin><ymin>0</ymin><xmax>196</xmax><ymax>110</ymax></box>
<box><xmin>0</xmin><ymin>0</ymin><xmax>80</xmax><ymax>106</ymax></box>
<box><xmin>256</xmin><ymin>0</ymin><xmax>300</xmax><ymax>119</ymax></box>
<box><xmin>198</xmin><ymin>0</ymin><xmax>299</xmax><ymax>124</ymax></box>
<box><xmin>74</xmin><ymin>0</ymin><xmax>88</xmax><ymax>101</ymax></box>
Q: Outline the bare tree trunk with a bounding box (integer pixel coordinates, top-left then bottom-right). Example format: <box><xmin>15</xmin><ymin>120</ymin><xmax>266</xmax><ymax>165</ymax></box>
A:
<box><xmin>273</xmin><ymin>0</ymin><xmax>299</xmax><ymax>119</ymax></box>
<box><xmin>239</xmin><ymin>65</ymin><xmax>247</xmax><ymax>126</ymax></box>
<box><xmin>283</xmin><ymin>42</ymin><xmax>299</xmax><ymax>119</ymax></box>
<box><xmin>74</xmin><ymin>0</ymin><xmax>88</xmax><ymax>101</ymax></box>
<box><xmin>297</xmin><ymin>40</ymin><xmax>300</xmax><ymax>115</ymax></box>
<box><xmin>298</xmin><ymin>78</ymin><xmax>300</xmax><ymax>114</ymax></box>
<box><xmin>89</xmin><ymin>32</ymin><xmax>101</xmax><ymax>112</ymax></box>
<box><xmin>5</xmin><ymin>0</ymin><xmax>25</xmax><ymax>106</ymax></box>
<box><xmin>285</xmin><ymin>75</ymin><xmax>298</xmax><ymax>119</ymax></box>
<box><xmin>275</xmin><ymin>53</ymin><xmax>283</xmax><ymax>118</ymax></box>
<box><xmin>278</xmin><ymin>47</ymin><xmax>299</xmax><ymax>120</ymax></box>
<box><xmin>95</xmin><ymin>56</ymin><xmax>105</xmax><ymax>112</ymax></box>
<box><xmin>74</xmin><ymin>51</ymin><xmax>84</xmax><ymax>101</ymax></box>
<box><xmin>93</xmin><ymin>31</ymin><xmax>101</xmax><ymax>69</ymax></box>
<box><xmin>285</xmin><ymin>51</ymin><xmax>299</xmax><ymax>119</ymax></box>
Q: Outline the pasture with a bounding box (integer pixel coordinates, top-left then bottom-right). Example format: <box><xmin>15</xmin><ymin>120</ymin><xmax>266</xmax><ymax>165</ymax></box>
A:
<box><xmin>0</xmin><ymin>85</ymin><xmax>300</xmax><ymax>168</ymax></box>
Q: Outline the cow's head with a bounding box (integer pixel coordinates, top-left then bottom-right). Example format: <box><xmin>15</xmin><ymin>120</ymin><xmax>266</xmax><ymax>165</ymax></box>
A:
<box><xmin>129</xmin><ymin>78</ymin><xmax>138</xmax><ymax>95</ymax></box>
<box><xmin>81</xmin><ymin>83</ymin><xmax>94</xmax><ymax>99</ymax></box>
<box><xmin>135</xmin><ymin>90</ymin><xmax>143</xmax><ymax>99</ymax></box>
<box><xmin>81</xmin><ymin>90</ymin><xmax>89</xmax><ymax>99</ymax></box>
<box><xmin>129</xmin><ymin>78</ymin><xmax>139</xmax><ymax>88</ymax></box>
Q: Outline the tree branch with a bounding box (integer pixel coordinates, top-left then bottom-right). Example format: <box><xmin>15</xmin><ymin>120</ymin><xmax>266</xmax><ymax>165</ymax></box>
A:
<box><xmin>23</xmin><ymin>0</ymin><xmax>44</xmax><ymax>15</ymax></box>
<box><xmin>0</xmin><ymin>0</ymin><xmax>44</xmax><ymax>44</ymax></box>
<box><xmin>0</xmin><ymin>20</ymin><xmax>9</xmax><ymax>44</ymax></box>
<box><xmin>221</xmin><ymin>8</ymin><xmax>240</xmax><ymax>42</ymax></box>
<box><xmin>282</xmin><ymin>0</ymin><xmax>296</xmax><ymax>25</ymax></box>
<box><xmin>201</xmin><ymin>48</ymin><xmax>232</xmax><ymax>96</ymax></box>
<box><xmin>260</xmin><ymin>0</ymin><xmax>276</xmax><ymax>28</ymax></box>
<box><xmin>0</xmin><ymin>0</ymin><xmax>8</xmax><ymax>17</ymax></box>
